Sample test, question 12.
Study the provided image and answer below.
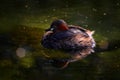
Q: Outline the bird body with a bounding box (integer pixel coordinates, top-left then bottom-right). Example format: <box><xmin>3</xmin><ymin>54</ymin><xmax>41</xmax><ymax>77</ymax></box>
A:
<box><xmin>41</xmin><ymin>19</ymin><xmax>95</xmax><ymax>61</ymax></box>
<box><xmin>41</xmin><ymin>25</ymin><xmax>95</xmax><ymax>52</ymax></box>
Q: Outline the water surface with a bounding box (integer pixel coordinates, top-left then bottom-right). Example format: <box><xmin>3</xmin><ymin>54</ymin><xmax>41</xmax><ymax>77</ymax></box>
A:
<box><xmin>0</xmin><ymin>0</ymin><xmax>120</xmax><ymax>80</ymax></box>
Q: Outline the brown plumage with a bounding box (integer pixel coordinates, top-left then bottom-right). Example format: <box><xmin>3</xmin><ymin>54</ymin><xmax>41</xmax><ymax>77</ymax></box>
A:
<box><xmin>41</xmin><ymin>19</ymin><xmax>96</xmax><ymax>64</ymax></box>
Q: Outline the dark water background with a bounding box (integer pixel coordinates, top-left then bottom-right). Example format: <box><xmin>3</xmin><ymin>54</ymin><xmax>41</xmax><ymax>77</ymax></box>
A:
<box><xmin>0</xmin><ymin>0</ymin><xmax>120</xmax><ymax>80</ymax></box>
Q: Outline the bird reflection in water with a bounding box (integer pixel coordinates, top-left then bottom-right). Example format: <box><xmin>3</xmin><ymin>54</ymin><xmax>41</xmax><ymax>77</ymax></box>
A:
<box><xmin>41</xmin><ymin>19</ymin><xmax>96</xmax><ymax>69</ymax></box>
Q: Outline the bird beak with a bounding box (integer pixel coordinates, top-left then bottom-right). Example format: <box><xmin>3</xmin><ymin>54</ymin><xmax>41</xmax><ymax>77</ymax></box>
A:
<box><xmin>45</xmin><ymin>27</ymin><xmax>54</xmax><ymax>32</ymax></box>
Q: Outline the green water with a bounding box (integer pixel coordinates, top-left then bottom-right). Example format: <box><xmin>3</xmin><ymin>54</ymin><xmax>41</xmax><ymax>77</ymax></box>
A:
<box><xmin>0</xmin><ymin>0</ymin><xmax>120</xmax><ymax>80</ymax></box>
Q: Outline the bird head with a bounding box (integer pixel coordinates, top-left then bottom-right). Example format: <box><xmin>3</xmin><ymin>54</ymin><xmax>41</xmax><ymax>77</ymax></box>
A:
<box><xmin>46</xmin><ymin>19</ymin><xmax>69</xmax><ymax>32</ymax></box>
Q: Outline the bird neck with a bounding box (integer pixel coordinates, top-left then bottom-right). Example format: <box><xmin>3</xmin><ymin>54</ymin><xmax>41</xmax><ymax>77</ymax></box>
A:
<box><xmin>58</xmin><ymin>25</ymin><xmax>69</xmax><ymax>31</ymax></box>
